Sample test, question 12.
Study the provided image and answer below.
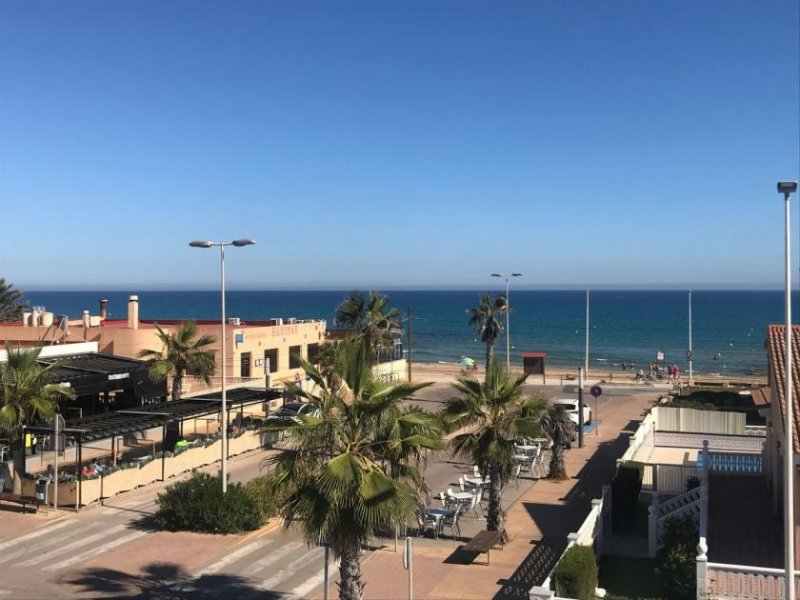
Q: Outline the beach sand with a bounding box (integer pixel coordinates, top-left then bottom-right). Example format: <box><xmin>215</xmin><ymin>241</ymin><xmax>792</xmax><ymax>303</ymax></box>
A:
<box><xmin>409</xmin><ymin>360</ymin><xmax>766</xmax><ymax>387</ymax></box>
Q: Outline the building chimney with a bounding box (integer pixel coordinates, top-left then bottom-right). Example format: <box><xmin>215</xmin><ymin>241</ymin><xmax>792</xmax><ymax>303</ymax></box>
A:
<box><xmin>99</xmin><ymin>298</ymin><xmax>108</xmax><ymax>321</ymax></box>
<box><xmin>82</xmin><ymin>310</ymin><xmax>90</xmax><ymax>328</ymax></box>
<box><xmin>127</xmin><ymin>295</ymin><xmax>139</xmax><ymax>329</ymax></box>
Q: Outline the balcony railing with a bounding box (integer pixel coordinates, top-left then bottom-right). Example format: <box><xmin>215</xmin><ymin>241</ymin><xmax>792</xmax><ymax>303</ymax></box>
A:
<box><xmin>705</xmin><ymin>563</ymin><xmax>800</xmax><ymax>599</ymax></box>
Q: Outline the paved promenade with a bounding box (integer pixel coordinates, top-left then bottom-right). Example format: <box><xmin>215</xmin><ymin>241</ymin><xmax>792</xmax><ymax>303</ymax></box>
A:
<box><xmin>335</xmin><ymin>390</ymin><xmax>655</xmax><ymax>600</ymax></box>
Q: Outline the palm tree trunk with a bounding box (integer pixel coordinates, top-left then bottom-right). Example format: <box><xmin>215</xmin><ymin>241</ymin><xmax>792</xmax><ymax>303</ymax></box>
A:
<box><xmin>487</xmin><ymin>461</ymin><xmax>503</xmax><ymax>532</ymax></box>
<box><xmin>548</xmin><ymin>443</ymin><xmax>568</xmax><ymax>480</ymax></box>
<box><xmin>10</xmin><ymin>437</ymin><xmax>25</xmax><ymax>494</ymax></box>
<box><xmin>172</xmin><ymin>370</ymin><xmax>184</xmax><ymax>401</ymax></box>
<box><xmin>484</xmin><ymin>342</ymin><xmax>494</xmax><ymax>378</ymax></box>
<box><xmin>337</xmin><ymin>542</ymin><xmax>363</xmax><ymax>600</ymax></box>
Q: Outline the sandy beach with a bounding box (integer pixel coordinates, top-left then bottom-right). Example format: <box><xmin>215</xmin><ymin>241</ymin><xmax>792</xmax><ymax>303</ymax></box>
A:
<box><xmin>409</xmin><ymin>360</ymin><xmax>767</xmax><ymax>387</ymax></box>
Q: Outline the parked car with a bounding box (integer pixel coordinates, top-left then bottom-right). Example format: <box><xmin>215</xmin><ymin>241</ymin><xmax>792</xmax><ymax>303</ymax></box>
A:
<box><xmin>266</xmin><ymin>402</ymin><xmax>320</xmax><ymax>423</ymax></box>
<box><xmin>553</xmin><ymin>398</ymin><xmax>592</xmax><ymax>426</ymax></box>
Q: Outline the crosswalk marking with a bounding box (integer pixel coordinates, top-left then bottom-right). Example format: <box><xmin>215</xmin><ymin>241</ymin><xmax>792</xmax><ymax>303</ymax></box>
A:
<box><xmin>286</xmin><ymin>560</ymin><xmax>340</xmax><ymax>599</ymax></box>
<box><xmin>194</xmin><ymin>538</ymin><xmax>273</xmax><ymax>577</ymax></box>
<box><xmin>43</xmin><ymin>529</ymin><xmax>148</xmax><ymax>572</ymax></box>
<box><xmin>17</xmin><ymin>524</ymin><xmax>126</xmax><ymax>568</ymax></box>
<box><xmin>0</xmin><ymin>518</ymin><xmax>78</xmax><ymax>553</ymax></box>
<box><xmin>0</xmin><ymin>522</ymin><xmax>104</xmax><ymax>567</ymax></box>
<box><xmin>239</xmin><ymin>541</ymin><xmax>304</xmax><ymax>578</ymax></box>
<box><xmin>257</xmin><ymin>549</ymin><xmax>324</xmax><ymax>591</ymax></box>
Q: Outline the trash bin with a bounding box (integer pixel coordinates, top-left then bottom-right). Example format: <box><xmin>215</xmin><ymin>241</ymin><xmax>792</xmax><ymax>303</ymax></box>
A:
<box><xmin>35</xmin><ymin>478</ymin><xmax>49</xmax><ymax>505</ymax></box>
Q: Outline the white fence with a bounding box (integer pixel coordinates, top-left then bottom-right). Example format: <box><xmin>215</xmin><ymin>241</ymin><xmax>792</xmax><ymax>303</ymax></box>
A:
<box><xmin>654</xmin><ymin>406</ymin><xmax>746</xmax><ymax>435</ymax></box>
<box><xmin>529</xmin><ymin>486</ymin><xmax>610</xmax><ymax>600</ymax></box>
<box><xmin>653</xmin><ymin>431</ymin><xmax>764</xmax><ymax>454</ymax></box>
<box><xmin>702</xmin><ymin>563</ymin><xmax>800</xmax><ymax>599</ymax></box>
<box><xmin>621</xmin><ymin>411</ymin><xmax>656</xmax><ymax>463</ymax></box>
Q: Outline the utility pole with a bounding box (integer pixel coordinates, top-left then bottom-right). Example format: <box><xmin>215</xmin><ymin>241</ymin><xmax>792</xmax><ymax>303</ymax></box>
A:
<box><xmin>578</xmin><ymin>367</ymin><xmax>585</xmax><ymax>448</ymax></box>
<box><xmin>585</xmin><ymin>289</ymin><xmax>590</xmax><ymax>376</ymax></box>
<box><xmin>407</xmin><ymin>306</ymin><xmax>413</xmax><ymax>382</ymax></box>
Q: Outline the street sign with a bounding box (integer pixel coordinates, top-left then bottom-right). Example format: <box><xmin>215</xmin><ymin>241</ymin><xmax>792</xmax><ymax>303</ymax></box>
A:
<box><xmin>590</xmin><ymin>385</ymin><xmax>602</xmax><ymax>398</ymax></box>
<box><xmin>656</xmin><ymin>351</ymin><xmax>665</xmax><ymax>361</ymax></box>
<box><xmin>686</xmin><ymin>350</ymin><xmax>693</xmax><ymax>360</ymax></box>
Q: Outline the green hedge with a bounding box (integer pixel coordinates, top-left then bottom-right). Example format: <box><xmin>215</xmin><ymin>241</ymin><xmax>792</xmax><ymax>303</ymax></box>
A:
<box><xmin>655</xmin><ymin>513</ymin><xmax>698</xmax><ymax>600</ymax></box>
<box><xmin>611</xmin><ymin>461</ymin><xmax>643</xmax><ymax>530</ymax></box>
<box><xmin>554</xmin><ymin>544</ymin><xmax>598</xmax><ymax>600</ymax></box>
<box><xmin>155</xmin><ymin>471</ymin><xmax>264</xmax><ymax>534</ymax></box>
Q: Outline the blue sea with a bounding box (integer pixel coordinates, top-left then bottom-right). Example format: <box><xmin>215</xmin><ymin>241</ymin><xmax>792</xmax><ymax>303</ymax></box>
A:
<box><xmin>23</xmin><ymin>290</ymin><xmax>795</xmax><ymax>376</ymax></box>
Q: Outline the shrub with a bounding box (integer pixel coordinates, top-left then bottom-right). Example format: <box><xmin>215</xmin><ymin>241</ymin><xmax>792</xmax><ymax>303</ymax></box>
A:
<box><xmin>245</xmin><ymin>475</ymin><xmax>289</xmax><ymax>521</ymax></box>
<box><xmin>155</xmin><ymin>471</ymin><xmax>263</xmax><ymax>534</ymax></box>
<box><xmin>554</xmin><ymin>544</ymin><xmax>598</xmax><ymax>600</ymax></box>
<box><xmin>656</xmin><ymin>513</ymin><xmax>698</xmax><ymax>600</ymax></box>
<box><xmin>611</xmin><ymin>461</ymin><xmax>643</xmax><ymax>529</ymax></box>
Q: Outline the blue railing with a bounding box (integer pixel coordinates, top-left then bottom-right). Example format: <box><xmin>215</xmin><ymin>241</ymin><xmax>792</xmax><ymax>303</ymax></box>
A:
<box><xmin>706</xmin><ymin>451</ymin><xmax>762</xmax><ymax>473</ymax></box>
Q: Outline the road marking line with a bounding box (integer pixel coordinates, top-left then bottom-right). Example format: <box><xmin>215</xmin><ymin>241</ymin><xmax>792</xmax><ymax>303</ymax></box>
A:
<box><xmin>18</xmin><ymin>524</ymin><xmax>126</xmax><ymax>568</ymax></box>
<box><xmin>194</xmin><ymin>538</ymin><xmax>273</xmax><ymax>577</ymax></box>
<box><xmin>0</xmin><ymin>518</ymin><xmax>79</xmax><ymax>553</ymax></box>
<box><xmin>286</xmin><ymin>560</ymin><xmax>340</xmax><ymax>599</ymax></box>
<box><xmin>43</xmin><ymin>529</ymin><xmax>148</xmax><ymax>572</ymax></box>
<box><xmin>0</xmin><ymin>522</ymin><xmax>108</xmax><ymax>566</ymax></box>
<box><xmin>257</xmin><ymin>549</ymin><xmax>323</xmax><ymax>591</ymax></box>
<box><xmin>239</xmin><ymin>541</ymin><xmax>304</xmax><ymax>578</ymax></box>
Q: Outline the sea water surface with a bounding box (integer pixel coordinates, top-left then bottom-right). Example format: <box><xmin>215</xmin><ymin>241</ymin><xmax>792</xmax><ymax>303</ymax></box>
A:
<box><xmin>24</xmin><ymin>290</ymin><xmax>793</xmax><ymax>376</ymax></box>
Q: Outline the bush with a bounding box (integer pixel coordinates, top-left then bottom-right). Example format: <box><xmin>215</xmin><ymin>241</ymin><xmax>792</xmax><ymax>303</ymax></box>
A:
<box><xmin>611</xmin><ymin>461</ymin><xmax>643</xmax><ymax>530</ymax></box>
<box><xmin>155</xmin><ymin>471</ymin><xmax>264</xmax><ymax>534</ymax></box>
<box><xmin>245</xmin><ymin>475</ymin><xmax>289</xmax><ymax>521</ymax></box>
<box><xmin>656</xmin><ymin>513</ymin><xmax>699</xmax><ymax>600</ymax></box>
<box><xmin>554</xmin><ymin>544</ymin><xmax>598</xmax><ymax>600</ymax></box>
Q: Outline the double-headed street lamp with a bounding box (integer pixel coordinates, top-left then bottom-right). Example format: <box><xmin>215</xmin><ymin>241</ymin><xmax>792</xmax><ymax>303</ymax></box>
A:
<box><xmin>779</xmin><ymin>181</ymin><xmax>798</xmax><ymax>600</ymax></box>
<box><xmin>190</xmin><ymin>238</ymin><xmax>256</xmax><ymax>493</ymax></box>
<box><xmin>491</xmin><ymin>272</ymin><xmax>523</xmax><ymax>372</ymax></box>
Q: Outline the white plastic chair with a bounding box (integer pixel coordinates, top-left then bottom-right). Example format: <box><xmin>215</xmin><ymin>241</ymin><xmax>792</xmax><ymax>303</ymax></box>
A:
<box><xmin>458</xmin><ymin>476</ymin><xmax>467</xmax><ymax>492</ymax></box>
<box><xmin>513</xmin><ymin>463</ymin><xmax>522</xmax><ymax>488</ymax></box>
<box><xmin>473</xmin><ymin>465</ymin><xmax>481</xmax><ymax>478</ymax></box>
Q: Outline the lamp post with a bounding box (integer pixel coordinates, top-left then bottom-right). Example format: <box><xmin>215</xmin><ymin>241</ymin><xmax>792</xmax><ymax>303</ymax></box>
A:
<box><xmin>779</xmin><ymin>181</ymin><xmax>798</xmax><ymax>600</ymax></box>
<box><xmin>190</xmin><ymin>238</ymin><xmax>256</xmax><ymax>493</ymax></box>
<box><xmin>491</xmin><ymin>272</ymin><xmax>522</xmax><ymax>373</ymax></box>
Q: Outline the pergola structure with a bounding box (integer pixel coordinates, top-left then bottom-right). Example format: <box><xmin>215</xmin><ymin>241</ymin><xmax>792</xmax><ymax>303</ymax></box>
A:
<box><xmin>25</xmin><ymin>387</ymin><xmax>283</xmax><ymax>508</ymax></box>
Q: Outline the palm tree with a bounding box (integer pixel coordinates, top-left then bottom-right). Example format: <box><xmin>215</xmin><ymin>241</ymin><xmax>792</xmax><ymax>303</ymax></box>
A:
<box><xmin>0</xmin><ymin>344</ymin><xmax>74</xmax><ymax>493</ymax></box>
<box><xmin>539</xmin><ymin>405</ymin><xmax>575</xmax><ymax>480</ymax></box>
<box><xmin>264</xmin><ymin>338</ymin><xmax>441</xmax><ymax>600</ymax></box>
<box><xmin>334</xmin><ymin>291</ymin><xmax>402</xmax><ymax>363</ymax></box>
<box><xmin>138</xmin><ymin>321</ymin><xmax>216</xmax><ymax>400</ymax></box>
<box><xmin>0</xmin><ymin>279</ymin><xmax>26</xmax><ymax>322</ymax></box>
<box><xmin>467</xmin><ymin>292</ymin><xmax>508</xmax><ymax>376</ymax></box>
<box><xmin>442</xmin><ymin>359</ymin><xmax>545</xmax><ymax>534</ymax></box>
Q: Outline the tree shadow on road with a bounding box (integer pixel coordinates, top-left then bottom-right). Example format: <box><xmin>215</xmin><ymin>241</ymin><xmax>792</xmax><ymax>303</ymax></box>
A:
<box><xmin>65</xmin><ymin>562</ymin><xmax>284</xmax><ymax>599</ymax></box>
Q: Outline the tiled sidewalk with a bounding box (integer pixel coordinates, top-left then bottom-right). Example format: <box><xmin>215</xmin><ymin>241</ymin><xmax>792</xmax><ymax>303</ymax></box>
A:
<box><xmin>345</xmin><ymin>392</ymin><xmax>653</xmax><ymax>600</ymax></box>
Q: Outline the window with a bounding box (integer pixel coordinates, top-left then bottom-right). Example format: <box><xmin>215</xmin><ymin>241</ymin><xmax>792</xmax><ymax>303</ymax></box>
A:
<box><xmin>240</xmin><ymin>352</ymin><xmax>251</xmax><ymax>378</ymax></box>
<box><xmin>264</xmin><ymin>348</ymin><xmax>279</xmax><ymax>373</ymax></box>
<box><xmin>307</xmin><ymin>343</ymin><xmax>320</xmax><ymax>364</ymax></box>
<box><xmin>289</xmin><ymin>345</ymin><xmax>302</xmax><ymax>369</ymax></box>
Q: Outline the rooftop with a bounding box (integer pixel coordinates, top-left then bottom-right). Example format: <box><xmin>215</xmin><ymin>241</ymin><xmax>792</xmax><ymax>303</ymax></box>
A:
<box><xmin>765</xmin><ymin>325</ymin><xmax>800</xmax><ymax>453</ymax></box>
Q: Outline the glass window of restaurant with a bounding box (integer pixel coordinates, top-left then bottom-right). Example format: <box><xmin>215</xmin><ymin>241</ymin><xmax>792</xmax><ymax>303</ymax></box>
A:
<box><xmin>264</xmin><ymin>348</ymin><xmax>279</xmax><ymax>373</ymax></box>
<box><xmin>289</xmin><ymin>345</ymin><xmax>302</xmax><ymax>369</ymax></box>
<box><xmin>240</xmin><ymin>352</ymin><xmax>251</xmax><ymax>378</ymax></box>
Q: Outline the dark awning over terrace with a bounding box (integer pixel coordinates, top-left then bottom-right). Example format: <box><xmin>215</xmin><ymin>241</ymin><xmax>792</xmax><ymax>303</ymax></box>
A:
<box><xmin>25</xmin><ymin>387</ymin><xmax>282</xmax><ymax>443</ymax></box>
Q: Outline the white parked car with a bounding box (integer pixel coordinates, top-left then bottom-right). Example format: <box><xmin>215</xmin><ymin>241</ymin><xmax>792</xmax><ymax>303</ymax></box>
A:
<box><xmin>553</xmin><ymin>398</ymin><xmax>592</xmax><ymax>426</ymax></box>
<box><xmin>266</xmin><ymin>402</ymin><xmax>321</xmax><ymax>423</ymax></box>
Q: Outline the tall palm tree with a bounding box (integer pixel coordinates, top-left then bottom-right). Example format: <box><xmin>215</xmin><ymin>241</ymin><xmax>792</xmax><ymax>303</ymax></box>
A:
<box><xmin>334</xmin><ymin>290</ymin><xmax>402</xmax><ymax>363</ymax></box>
<box><xmin>138</xmin><ymin>321</ymin><xmax>216</xmax><ymax>400</ymax></box>
<box><xmin>0</xmin><ymin>279</ymin><xmax>26</xmax><ymax>323</ymax></box>
<box><xmin>442</xmin><ymin>359</ymin><xmax>545</xmax><ymax>533</ymax></box>
<box><xmin>0</xmin><ymin>344</ymin><xmax>74</xmax><ymax>493</ymax></box>
<box><xmin>467</xmin><ymin>292</ymin><xmax>508</xmax><ymax>377</ymax></box>
<box><xmin>539</xmin><ymin>405</ymin><xmax>575</xmax><ymax>480</ymax></box>
<box><xmin>264</xmin><ymin>338</ymin><xmax>441</xmax><ymax>600</ymax></box>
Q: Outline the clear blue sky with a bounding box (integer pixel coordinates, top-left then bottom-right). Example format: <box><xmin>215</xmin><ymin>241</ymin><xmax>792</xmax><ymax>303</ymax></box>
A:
<box><xmin>1</xmin><ymin>1</ymin><xmax>798</xmax><ymax>290</ymax></box>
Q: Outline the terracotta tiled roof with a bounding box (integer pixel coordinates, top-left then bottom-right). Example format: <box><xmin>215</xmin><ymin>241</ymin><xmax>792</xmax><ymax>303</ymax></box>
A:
<box><xmin>765</xmin><ymin>325</ymin><xmax>800</xmax><ymax>453</ymax></box>
<box><xmin>750</xmin><ymin>387</ymin><xmax>771</xmax><ymax>408</ymax></box>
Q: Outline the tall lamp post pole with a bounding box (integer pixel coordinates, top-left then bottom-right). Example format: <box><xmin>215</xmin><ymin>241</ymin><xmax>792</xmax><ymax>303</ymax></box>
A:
<box><xmin>688</xmin><ymin>290</ymin><xmax>693</xmax><ymax>386</ymax></box>
<box><xmin>190</xmin><ymin>238</ymin><xmax>256</xmax><ymax>493</ymax></box>
<box><xmin>491</xmin><ymin>272</ymin><xmax>522</xmax><ymax>373</ymax></box>
<box><xmin>779</xmin><ymin>181</ymin><xmax>798</xmax><ymax>600</ymax></box>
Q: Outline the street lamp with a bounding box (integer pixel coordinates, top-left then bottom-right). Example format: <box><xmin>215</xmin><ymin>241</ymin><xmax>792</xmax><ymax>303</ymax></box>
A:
<box><xmin>189</xmin><ymin>238</ymin><xmax>256</xmax><ymax>493</ymax></box>
<box><xmin>779</xmin><ymin>181</ymin><xmax>798</xmax><ymax>600</ymax></box>
<box><xmin>491</xmin><ymin>272</ymin><xmax>523</xmax><ymax>372</ymax></box>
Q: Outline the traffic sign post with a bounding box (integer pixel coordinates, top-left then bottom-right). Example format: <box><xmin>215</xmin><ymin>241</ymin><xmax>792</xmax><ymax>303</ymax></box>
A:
<box><xmin>590</xmin><ymin>385</ymin><xmax>602</xmax><ymax>436</ymax></box>
<box><xmin>403</xmin><ymin>536</ymin><xmax>413</xmax><ymax>600</ymax></box>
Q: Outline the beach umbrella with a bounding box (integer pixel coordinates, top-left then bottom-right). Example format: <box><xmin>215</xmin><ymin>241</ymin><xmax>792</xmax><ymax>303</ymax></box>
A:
<box><xmin>459</xmin><ymin>356</ymin><xmax>475</xmax><ymax>367</ymax></box>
